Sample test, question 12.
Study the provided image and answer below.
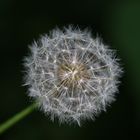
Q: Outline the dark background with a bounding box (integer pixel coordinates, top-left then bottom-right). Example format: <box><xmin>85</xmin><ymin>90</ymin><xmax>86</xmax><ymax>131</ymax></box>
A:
<box><xmin>0</xmin><ymin>0</ymin><xmax>140</xmax><ymax>139</ymax></box>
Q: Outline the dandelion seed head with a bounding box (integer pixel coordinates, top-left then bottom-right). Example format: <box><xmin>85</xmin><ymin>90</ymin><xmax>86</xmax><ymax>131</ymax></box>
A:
<box><xmin>24</xmin><ymin>26</ymin><xmax>122</xmax><ymax>125</ymax></box>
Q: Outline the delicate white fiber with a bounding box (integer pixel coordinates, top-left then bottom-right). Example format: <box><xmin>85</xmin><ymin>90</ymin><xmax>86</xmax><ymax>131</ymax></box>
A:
<box><xmin>24</xmin><ymin>26</ymin><xmax>122</xmax><ymax>125</ymax></box>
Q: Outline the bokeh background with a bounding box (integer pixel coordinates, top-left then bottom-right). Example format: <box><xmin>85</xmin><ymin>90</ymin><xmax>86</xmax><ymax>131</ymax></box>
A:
<box><xmin>0</xmin><ymin>0</ymin><xmax>140</xmax><ymax>139</ymax></box>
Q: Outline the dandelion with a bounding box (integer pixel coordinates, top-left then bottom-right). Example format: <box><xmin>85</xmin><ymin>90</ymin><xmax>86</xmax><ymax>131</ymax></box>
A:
<box><xmin>24</xmin><ymin>26</ymin><xmax>122</xmax><ymax>125</ymax></box>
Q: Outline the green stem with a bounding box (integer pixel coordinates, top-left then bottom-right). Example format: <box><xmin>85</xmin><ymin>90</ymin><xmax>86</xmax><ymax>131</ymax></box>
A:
<box><xmin>0</xmin><ymin>103</ymin><xmax>37</xmax><ymax>134</ymax></box>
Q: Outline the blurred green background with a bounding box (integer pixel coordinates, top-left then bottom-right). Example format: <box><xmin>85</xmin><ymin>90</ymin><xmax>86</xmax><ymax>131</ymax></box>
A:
<box><xmin>0</xmin><ymin>0</ymin><xmax>140</xmax><ymax>139</ymax></box>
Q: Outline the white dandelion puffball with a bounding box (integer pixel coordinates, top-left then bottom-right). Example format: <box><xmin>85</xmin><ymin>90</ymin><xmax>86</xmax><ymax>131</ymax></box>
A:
<box><xmin>24</xmin><ymin>26</ymin><xmax>122</xmax><ymax>125</ymax></box>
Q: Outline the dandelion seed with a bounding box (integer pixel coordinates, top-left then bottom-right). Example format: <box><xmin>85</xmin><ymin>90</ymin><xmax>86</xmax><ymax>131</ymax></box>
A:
<box><xmin>23</xmin><ymin>26</ymin><xmax>122</xmax><ymax>125</ymax></box>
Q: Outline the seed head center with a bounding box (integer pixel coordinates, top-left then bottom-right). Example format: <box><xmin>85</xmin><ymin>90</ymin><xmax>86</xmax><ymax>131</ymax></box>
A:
<box><xmin>58</xmin><ymin>62</ymin><xmax>90</xmax><ymax>88</ymax></box>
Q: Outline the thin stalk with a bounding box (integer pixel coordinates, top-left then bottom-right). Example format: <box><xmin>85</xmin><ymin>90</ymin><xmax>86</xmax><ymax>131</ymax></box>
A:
<box><xmin>0</xmin><ymin>103</ymin><xmax>37</xmax><ymax>134</ymax></box>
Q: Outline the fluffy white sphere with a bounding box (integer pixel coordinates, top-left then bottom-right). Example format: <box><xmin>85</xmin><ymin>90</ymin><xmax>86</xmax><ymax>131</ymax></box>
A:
<box><xmin>24</xmin><ymin>26</ymin><xmax>122</xmax><ymax>125</ymax></box>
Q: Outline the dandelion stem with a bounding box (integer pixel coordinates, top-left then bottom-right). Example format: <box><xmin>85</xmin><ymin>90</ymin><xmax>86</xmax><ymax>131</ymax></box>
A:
<box><xmin>0</xmin><ymin>102</ymin><xmax>37</xmax><ymax>135</ymax></box>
